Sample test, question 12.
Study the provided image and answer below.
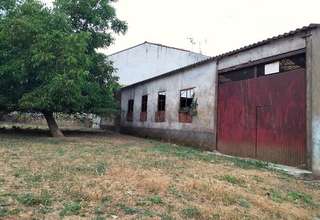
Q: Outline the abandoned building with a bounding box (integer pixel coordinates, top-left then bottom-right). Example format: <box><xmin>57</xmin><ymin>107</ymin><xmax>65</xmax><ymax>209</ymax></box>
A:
<box><xmin>119</xmin><ymin>24</ymin><xmax>320</xmax><ymax>176</ymax></box>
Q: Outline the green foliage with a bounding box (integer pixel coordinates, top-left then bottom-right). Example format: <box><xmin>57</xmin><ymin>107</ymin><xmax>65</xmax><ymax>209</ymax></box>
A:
<box><xmin>287</xmin><ymin>191</ymin><xmax>314</xmax><ymax>206</ymax></box>
<box><xmin>60</xmin><ymin>201</ymin><xmax>82</xmax><ymax>217</ymax></box>
<box><xmin>17</xmin><ymin>191</ymin><xmax>52</xmax><ymax>207</ymax></box>
<box><xmin>221</xmin><ymin>175</ymin><xmax>246</xmax><ymax>186</ymax></box>
<box><xmin>0</xmin><ymin>0</ymin><xmax>127</xmax><ymax>133</ymax></box>
<box><xmin>181</xmin><ymin>207</ymin><xmax>201</xmax><ymax>219</ymax></box>
<box><xmin>148</xmin><ymin>195</ymin><xmax>163</xmax><ymax>205</ymax></box>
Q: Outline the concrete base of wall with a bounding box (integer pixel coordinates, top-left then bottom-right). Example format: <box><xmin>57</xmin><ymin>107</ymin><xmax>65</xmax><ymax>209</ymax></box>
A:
<box><xmin>120</xmin><ymin>126</ymin><xmax>216</xmax><ymax>151</ymax></box>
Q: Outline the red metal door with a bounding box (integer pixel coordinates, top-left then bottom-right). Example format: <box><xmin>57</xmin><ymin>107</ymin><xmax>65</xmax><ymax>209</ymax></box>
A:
<box><xmin>217</xmin><ymin>69</ymin><xmax>306</xmax><ymax>167</ymax></box>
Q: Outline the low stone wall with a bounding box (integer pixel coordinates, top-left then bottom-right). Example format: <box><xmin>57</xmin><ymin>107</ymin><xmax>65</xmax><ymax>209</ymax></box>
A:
<box><xmin>120</xmin><ymin>126</ymin><xmax>216</xmax><ymax>151</ymax></box>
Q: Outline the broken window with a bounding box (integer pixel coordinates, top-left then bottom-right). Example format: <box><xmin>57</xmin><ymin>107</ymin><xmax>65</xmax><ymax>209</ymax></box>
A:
<box><xmin>158</xmin><ymin>92</ymin><xmax>166</xmax><ymax>111</ymax></box>
<box><xmin>141</xmin><ymin>95</ymin><xmax>148</xmax><ymax>112</ymax></box>
<box><xmin>180</xmin><ymin>88</ymin><xmax>194</xmax><ymax>111</ymax></box>
<box><xmin>279</xmin><ymin>54</ymin><xmax>306</xmax><ymax>72</ymax></box>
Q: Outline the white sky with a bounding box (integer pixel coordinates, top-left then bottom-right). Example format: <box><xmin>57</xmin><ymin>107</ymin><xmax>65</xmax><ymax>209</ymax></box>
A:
<box><xmin>43</xmin><ymin>0</ymin><xmax>320</xmax><ymax>56</ymax></box>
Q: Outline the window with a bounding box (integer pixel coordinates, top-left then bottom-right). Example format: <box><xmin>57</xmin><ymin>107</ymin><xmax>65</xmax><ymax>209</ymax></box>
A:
<box><xmin>219</xmin><ymin>53</ymin><xmax>306</xmax><ymax>83</ymax></box>
<box><xmin>158</xmin><ymin>92</ymin><xmax>166</xmax><ymax>111</ymax></box>
<box><xmin>140</xmin><ymin>95</ymin><xmax>148</xmax><ymax>122</ymax></box>
<box><xmin>218</xmin><ymin>66</ymin><xmax>256</xmax><ymax>84</ymax></box>
<box><xmin>141</xmin><ymin>95</ymin><xmax>148</xmax><ymax>112</ymax></box>
<box><xmin>265</xmin><ymin>61</ymin><xmax>280</xmax><ymax>75</ymax></box>
<box><xmin>127</xmin><ymin>99</ymin><xmax>134</xmax><ymax>122</ymax></box>
<box><xmin>180</xmin><ymin>88</ymin><xmax>194</xmax><ymax>111</ymax></box>
<box><xmin>128</xmin><ymin>99</ymin><xmax>134</xmax><ymax>113</ymax></box>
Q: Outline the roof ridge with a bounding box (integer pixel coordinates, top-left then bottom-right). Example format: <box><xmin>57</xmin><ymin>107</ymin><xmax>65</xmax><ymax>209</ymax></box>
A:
<box><xmin>108</xmin><ymin>41</ymin><xmax>208</xmax><ymax>57</ymax></box>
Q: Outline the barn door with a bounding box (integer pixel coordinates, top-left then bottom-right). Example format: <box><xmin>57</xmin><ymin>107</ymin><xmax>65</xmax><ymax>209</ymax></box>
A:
<box><xmin>217</xmin><ymin>68</ymin><xmax>306</xmax><ymax>167</ymax></box>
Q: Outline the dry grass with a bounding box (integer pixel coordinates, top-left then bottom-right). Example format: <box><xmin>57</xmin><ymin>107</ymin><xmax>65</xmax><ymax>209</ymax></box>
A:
<box><xmin>0</xmin><ymin>129</ymin><xmax>319</xmax><ymax>220</ymax></box>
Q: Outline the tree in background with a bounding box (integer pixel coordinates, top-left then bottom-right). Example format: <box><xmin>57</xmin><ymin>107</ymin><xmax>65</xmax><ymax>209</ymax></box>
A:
<box><xmin>0</xmin><ymin>0</ymin><xmax>127</xmax><ymax>137</ymax></box>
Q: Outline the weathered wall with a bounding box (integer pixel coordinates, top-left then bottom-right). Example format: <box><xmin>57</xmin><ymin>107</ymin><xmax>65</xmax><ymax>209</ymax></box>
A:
<box><xmin>218</xmin><ymin>35</ymin><xmax>306</xmax><ymax>70</ymax></box>
<box><xmin>308</xmin><ymin>28</ymin><xmax>320</xmax><ymax>176</ymax></box>
<box><xmin>109</xmin><ymin>42</ymin><xmax>208</xmax><ymax>85</ymax></box>
<box><xmin>121</xmin><ymin>61</ymin><xmax>217</xmax><ymax>149</ymax></box>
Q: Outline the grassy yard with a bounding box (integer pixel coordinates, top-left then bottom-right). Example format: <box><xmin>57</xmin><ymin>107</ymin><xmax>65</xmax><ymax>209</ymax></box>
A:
<box><xmin>0</xmin><ymin>129</ymin><xmax>319</xmax><ymax>220</ymax></box>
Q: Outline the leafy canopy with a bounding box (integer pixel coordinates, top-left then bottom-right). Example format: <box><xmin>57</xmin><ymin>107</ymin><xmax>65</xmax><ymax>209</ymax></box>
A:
<box><xmin>0</xmin><ymin>0</ymin><xmax>127</xmax><ymax>116</ymax></box>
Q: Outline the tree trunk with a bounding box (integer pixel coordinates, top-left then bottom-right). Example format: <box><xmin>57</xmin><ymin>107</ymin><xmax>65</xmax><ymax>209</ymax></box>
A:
<box><xmin>43</xmin><ymin>112</ymin><xmax>64</xmax><ymax>137</ymax></box>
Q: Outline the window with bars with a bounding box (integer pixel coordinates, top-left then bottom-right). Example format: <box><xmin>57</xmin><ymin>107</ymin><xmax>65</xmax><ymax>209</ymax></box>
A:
<box><xmin>158</xmin><ymin>92</ymin><xmax>166</xmax><ymax>111</ymax></box>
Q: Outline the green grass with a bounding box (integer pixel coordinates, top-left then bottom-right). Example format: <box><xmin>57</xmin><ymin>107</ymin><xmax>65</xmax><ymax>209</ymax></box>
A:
<box><xmin>117</xmin><ymin>203</ymin><xmax>140</xmax><ymax>215</ymax></box>
<box><xmin>148</xmin><ymin>195</ymin><xmax>163</xmax><ymax>205</ymax></box>
<box><xmin>221</xmin><ymin>175</ymin><xmax>246</xmax><ymax>186</ymax></box>
<box><xmin>17</xmin><ymin>191</ymin><xmax>52</xmax><ymax>207</ymax></box>
<box><xmin>182</xmin><ymin>207</ymin><xmax>201</xmax><ymax>219</ymax></box>
<box><xmin>59</xmin><ymin>201</ymin><xmax>82</xmax><ymax>217</ymax></box>
<box><xmin>287</xmin><ymin>191</ymin><xmax>315</xmax><ymax>206</ymax></box>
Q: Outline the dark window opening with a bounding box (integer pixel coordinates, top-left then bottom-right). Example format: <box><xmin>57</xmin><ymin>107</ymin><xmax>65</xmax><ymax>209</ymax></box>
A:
<box><xmin>180</xmin><ymin>88</ymin><xmax>194</xmax><ymax>111</ymax></box>
<box><xmin>141</xmin><ymin>95</ymin><xmax>148</xmax><ymax>112</ymax></box>
<box><xmin>128</xmin><ymin>99</ymin><xmax>134</xmax><ymax>113</ymax></box>
<box><xmin>219</xmin><ymin>53</ymin><xmax>306</xmax><ymax>84</ymax></box>
<box><xmin>127</xmin><ymin>99</ymin><xmax>134</xmax><ymax>122</ymax></box>
<box><xmin>158</xmin><ymin>92</ymin><xmax>166</xmax><ymax>111</ymax></box>
<box><xmin>219</xmin><ymin>66</ymin><xmax>256</xmax><ymax>84</ymax></box>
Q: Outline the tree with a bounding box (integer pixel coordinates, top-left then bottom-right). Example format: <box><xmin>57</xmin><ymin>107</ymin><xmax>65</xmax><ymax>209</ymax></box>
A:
<box><xmin>0</xmin><ymin>0</ymin><xmax>127</xmax><ymax>137</ymax></box>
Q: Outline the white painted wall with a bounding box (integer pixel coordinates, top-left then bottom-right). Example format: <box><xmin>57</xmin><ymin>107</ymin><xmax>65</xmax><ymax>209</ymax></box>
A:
<box><xmin>109</xmin><ymin>42</ymin><xmax>208</xmax><ymax>85</ymax></box>
<box><xmin>121</xmin><ymin>61</ymin><xmax>217</xmax><ymax>133</ymax></box>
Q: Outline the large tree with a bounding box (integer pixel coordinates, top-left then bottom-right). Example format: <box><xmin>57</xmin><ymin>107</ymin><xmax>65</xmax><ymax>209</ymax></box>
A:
<box><xmin>0</xmin><ymin>0</ymin><xmax>127</xmax><ymax>137</ymax></box>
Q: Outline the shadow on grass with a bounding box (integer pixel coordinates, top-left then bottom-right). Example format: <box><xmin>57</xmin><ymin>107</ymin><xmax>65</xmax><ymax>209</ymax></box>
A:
<box><xmin>0</xmin><ymin>126</ymin><xmax>111</xmax><ymax>138</ymax></box>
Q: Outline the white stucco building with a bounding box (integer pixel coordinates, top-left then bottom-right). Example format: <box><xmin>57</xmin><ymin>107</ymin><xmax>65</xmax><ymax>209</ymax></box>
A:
<box><xmin>108</xmin><ymin>41</ymin><xmax>208</xmax><ymax>85</ymax></box>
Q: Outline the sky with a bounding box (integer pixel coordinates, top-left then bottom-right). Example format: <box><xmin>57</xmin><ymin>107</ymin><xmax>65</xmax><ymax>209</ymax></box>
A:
<box><xmin>42</xmin><ymin>0</ymin><xmax>320</xmax><ymax>57</ymax></box>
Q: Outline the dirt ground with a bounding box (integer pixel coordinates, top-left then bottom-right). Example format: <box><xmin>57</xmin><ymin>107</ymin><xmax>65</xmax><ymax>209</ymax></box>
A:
<box><xmin>0</xmin><ymin>129</ymin><xmax>319</xmax><ymax>220</ymax></box>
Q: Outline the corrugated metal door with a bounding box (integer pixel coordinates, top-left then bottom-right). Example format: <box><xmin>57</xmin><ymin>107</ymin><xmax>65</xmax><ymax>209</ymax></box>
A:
<box><xmin>217</xmin><ymin>68</ymin><xmax>306</xmax><ymax>167</ymax></box>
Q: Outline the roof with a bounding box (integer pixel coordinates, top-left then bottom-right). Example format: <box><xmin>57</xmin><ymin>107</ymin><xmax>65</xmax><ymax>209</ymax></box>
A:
<box><xmin>121</xmin><ymin>24</ymin><xmax>320</xmax><ymax>91</ymax></box>
<box><xmin>108</xmin><ymin>41</ymin><xmax>208</xmax><ymax>57</ymax></box>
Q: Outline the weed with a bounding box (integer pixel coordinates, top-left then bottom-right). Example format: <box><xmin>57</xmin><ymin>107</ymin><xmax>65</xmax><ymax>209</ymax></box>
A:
<box><xmin>229</xmin><ymin>158</ymin><xmax>268</xmax><ymax>170</ymax></box>
<box><xmin>0</xmin><ymin>208</ymin><xmax>20</xmax><ymax>217</ymax></box>
<box><xmin>269</xmin><ymin>189</ymin><xmax>284</xmax><ymax>203</ymax></box>
<box><xmin>287</xmin><ymin>191</ymin><xmax>314</xmax><ymax>206</ymax></box>
<box><xmin>210</xmin><ymin>213</ymin><xmax>220</xmax><ymax>220</ymax></box>
<box><xmin>182</xmin><ymin>207</ymin><xmax>201</xmax><ymax>219</ymax></box>
<box><xmin>148</xmin><ymin>195</ymin><xmax>163</xmax><ymax>205</ymax></box>
<box><xmin>161</xmin><ymin>213</ymin><xmax>175</xmax><ymax>220</ymax></box>
<box><xmin>57</xmin><ymin>148</ymin><xmax>65</xmax><ymax>156</ymax></box>
<box><xmin>59</xmin><ymin>201</ymin><xmax>82</xmax><ymax>217</ymax></box>
<box><xmin>238</xmin><ymin>198</ymin><xmax>251</xmax><ymax>208</ymax></box>
<box><xmin>221</xmin><ymin>175</ymin><xmax>245</xmax><ymax>186</ymax></box>
<box><xmin>17</xmin><ymin>191</ymin><xmax>52</xmax><ymax>207</ymax></box>
<box><xmin>143</xmin><ymin>209</ymin><xmax>157</xmax><ymax>217</ymax></box>
<box><xmin>117</xmin><ymin>203</ymin><xmax>140</xmax><ymax>215</ymax></box>
<box><xmin>24</xmin><ymin>173</ymin><xmax>43</xmax><ymax>185</ymax></box>
<box><xmin>95</xmin><ymin>162</ymin><xmax>107</xmax><ymax>176</ymax></box>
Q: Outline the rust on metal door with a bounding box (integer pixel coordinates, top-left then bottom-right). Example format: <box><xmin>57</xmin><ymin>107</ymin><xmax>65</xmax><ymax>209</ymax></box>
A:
<box><xmin>217</xmin><ymin>68</ymin><xmax>306</xmax><ymax>167</ymax></box>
